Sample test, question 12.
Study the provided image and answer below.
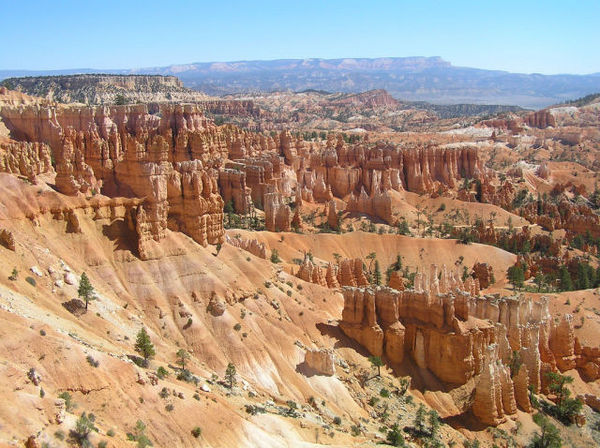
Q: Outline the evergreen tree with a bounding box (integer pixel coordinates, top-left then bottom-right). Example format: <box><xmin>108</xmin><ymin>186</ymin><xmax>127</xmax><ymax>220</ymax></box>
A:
<box><xmin>507</xmin><ymin>265</ymin><xmax>524</xmax><ymax>291</ymax></box>
<box><xmin>428</xmin><ymin>409</ymin><xmax>440</xmax><ymax>437</ymax></box>
<box><xmin>225</xmin><ymin>363</ymin><xmax>237</xmax><ymax>389</ymax></box>
<box><xmin>528</xmin><ymin>413</ymin><xmax>562</xmax><ymax>448</ymax></box>
<box><xmin>78</xmin><ymin>272</ymin><xmax>95</xmax><ymax>310</ymax></box>
<box><xmin>176</xmin><ymin>349</ymin><xmax>190</xmax><ymax>371</ymax></box>
<box><xmin>134</xmin><ymin>328</ymin><xmax>155</xmax><ymax>365</ymax></box>
<box><xmin>368</xmin><ymin>355</ymin><xmax>383</xmax><ymax>377</ymax></box>
<box><xmin>576</xmin><ymin>263</ymin><xmax>590</xmax><ymax>290</ymax></box>
<box><xmin>545</xmin><ymin>371</ymin><xmax>582</xmax><ymax>421</ymax></box>
<box><xmin>374</xmin><ymin>260</ymin><xmax>382</xmax><ymax>285</ymax></box>
<box><xmin>414</xmin><ymin>404</ymin><xmax>427</xmax><ymax>436</ymax></box>
<box><xmin>72</xmin><ymin>412</ymin><xmax>97</xmax><ymax>447</ymax></box>
<box><xmin>386</xmin><ymin>423</ymin><xmax>406</xmax><ymax>447</ymax></box>
<box><xmin>558</xmin><ymin>265</ymin><xmax>573</xmax><ymax>291</ymax></box>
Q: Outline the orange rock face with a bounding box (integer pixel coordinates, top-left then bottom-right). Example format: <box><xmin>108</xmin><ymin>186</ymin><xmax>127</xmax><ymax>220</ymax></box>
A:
<box><xmin>1</xmin><ymin>103</ymin><xmax>231</xmax><ymax>258</ymax></box>
<box><xmin>338</xmin><ymin>263</ymin><xmax>591</xmax><ymax>426</ymax></box>
<box><xmin>472</xmin><ymin>262</ymin><xmax>494</xmax><ymax>289</ymax></box>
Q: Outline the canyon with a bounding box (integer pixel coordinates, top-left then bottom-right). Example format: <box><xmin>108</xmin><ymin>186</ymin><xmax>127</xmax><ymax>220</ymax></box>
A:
<box><xmin>0</xmin><ymin>79</ymin><xmax>599</xmax><ymax>447</ymax></box>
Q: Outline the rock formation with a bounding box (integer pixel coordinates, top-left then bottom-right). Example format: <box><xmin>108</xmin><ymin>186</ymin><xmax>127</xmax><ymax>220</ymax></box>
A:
<box><xmin>337</xmin><ymin>258</ymin><xmax>369</xmax><ymax>287</ymax></box>
<box><xmin>303</xmin><ymin>349</ymin><xmax>336</xmax><ymax>376</ymax></box>
<box><xmin>0</xmin><ymin>102</ymin><xmax>229</xmax><ymax>258</ymax></box>
<box><xmin>264</xmin><ymin>192</ymin><xmax>291</xmax><ymax>232</ymax></box>
<box><xmin>225</xmin><ymin>234</ymin><xmax>267</xmax><ymax>259</ymax></box>
<box><xmin>338</xmin><ymin>263</ymin><xmax>595</xmax><ymax>425</ymax></box>
<box><xmin>472</xmin><ymin>262</ymin><xmax>494</xmax><ymax>289</ymax></box>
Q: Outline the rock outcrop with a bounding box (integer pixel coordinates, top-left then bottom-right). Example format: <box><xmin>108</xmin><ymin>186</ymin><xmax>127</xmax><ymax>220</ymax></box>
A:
<box><xmin>472</xmin><ymin>262</ymin><xmax>494</xmax><ymax>289</ymax></box>
<box><xmin>225</xmin><ymin>234</ymin><xmax>267</xmax><ymax>259</ymax></box>
<box><xmin>1</xmin><ymin>103</ymin><xmax>228</xmax><ymax>258</ymax></box>
<box><xmin>264</xmin><ymin>192</ymin><xmax>291</xmax><ymax>232</ymax></box>
<box><xmin>338</xmin><ymin>263</ymin><xmax>592</xmax><ymax>425</ymax></box>
<box><xmin>303</xmin><ymin>349</ymin><xmax>336</xmax><ymax>376</ymax></box>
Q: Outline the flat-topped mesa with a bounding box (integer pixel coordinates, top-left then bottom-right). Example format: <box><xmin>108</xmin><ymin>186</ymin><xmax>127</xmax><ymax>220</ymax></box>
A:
<box><xmin>2</xmin><ymin>74</ymin><xmax>209</xmax><ymax>104</ymax></box>
<box><xmin>338</xmin><ymin>263</ymin><xmax>588</xmax><ymax>425</ymax></box>
<box><xmin>0</xmin><ymin>103</ymin><xmax>230</xmax><ymax>257</ymax></box>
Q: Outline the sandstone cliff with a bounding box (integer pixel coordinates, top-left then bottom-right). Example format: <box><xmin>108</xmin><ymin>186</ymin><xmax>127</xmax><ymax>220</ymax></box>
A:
<box><xmin>338</xmin><ymin>263</ymin><xmax>594</xmax><ymax>425</ymax></box>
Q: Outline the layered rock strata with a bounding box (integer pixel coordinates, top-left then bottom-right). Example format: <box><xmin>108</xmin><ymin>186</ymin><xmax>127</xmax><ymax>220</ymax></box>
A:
<box><xmin>339</xmin><ymin>264</ymin><xmax>592</xmax><ymax>425</ymax></box>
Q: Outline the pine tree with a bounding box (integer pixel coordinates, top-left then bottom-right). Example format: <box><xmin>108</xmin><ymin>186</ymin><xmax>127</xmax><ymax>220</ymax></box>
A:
<box><xmin>176</xmin><ymin>349</ymin><xmax>190</xmax><ymax>371</ymax></box>
<box><xmin>78</xmin><ymin>272</ymin><xmax>95</xmax><ymax>310</ymax></box>
<box><xmin>374</xmin><ymin>260</ymin><xmax>382</xmax><ymax>285</ymax></box>
<box><xmin>507</xmin><ymin>265</ymin><xmax>524</xmax><ymax>291</ymax></box>
<box><xmin>414</xmin><ymin>404</ymin><xmax>427</xmax><ymax>436</ymax></box>
<box><xmin>134</xmin><ymin>328</ymin><xmax>155</xmax><ymax>365</ymax></box>
<box><xmin>529</xmin><ymin>413</ymin><xmax>562</xmax><ymax>448</ymax></box>
<box><xmin>558</xmin><ymin>265</ymin><xmax>573</xmax><ymax>291</ymax></box>
<box><xmin>368</xmin><ymin>356</ymin><xmax>383</xmax><ymax>377</ymax></box>
<box><xmin>428</xmin><ymin>409</ymin><xmax>440</xmax><ymax>437</ymax></box>
<box><xmin>225</xmin><ymin>363</ymin><xmax>237</xmax><ymax>389</ymax></box>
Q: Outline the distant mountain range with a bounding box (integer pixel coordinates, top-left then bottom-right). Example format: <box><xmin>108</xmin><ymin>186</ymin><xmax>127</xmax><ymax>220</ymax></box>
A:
<box><xmin>2</xmin><ymin>57</ymin><xmax>599</xmax><ymax>108</ymax></box>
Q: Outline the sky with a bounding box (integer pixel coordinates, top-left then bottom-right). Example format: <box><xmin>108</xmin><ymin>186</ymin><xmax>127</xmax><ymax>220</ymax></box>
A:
<box><xmin>1</xmin><ymin>0</ymin><xmax>599</xmax><ymax>74</ymax></box>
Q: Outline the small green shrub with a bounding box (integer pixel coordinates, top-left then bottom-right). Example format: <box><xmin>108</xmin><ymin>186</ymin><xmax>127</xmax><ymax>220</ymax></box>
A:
<box><xmin>58</xmin><ymin>391</ymin><xmax>74</xmax><ymax>412</ymax></box>
<box><xmin>233</xmin><ymin>323</ymin><xmax>242</xmax><ymax>331</ymax></box>
<box><xmin>54</xmin><ymin>430</ymin><xmax>65</xmax><ymax>440</ymax></box>
<box><xmin>380</xmin><ymin>388</ymin><xmax>390</xmax><ymax>398</ymax></box>
<box><xmin>156</xmin><ymin>366</ymin><xmax>169</xmax><ymax>379</ymax></box>
<box><xmin>107</xmin><ymin>429</ymin><xmax>115</xmax><ymax>437</ymax></box>
<box><xmin>368</xmin><ymin>396</ymin><xmax>380</xmax><ymax>406</ymax></box>
<box><xmin>165</xmin><ymin>403</ymin><xmax>174</xmax><ymax>412</ymax></box>
<box><xmin>25</xmin><ymin>276</ymin><xmax>37</xmax><ymax>287</ymax></box>
<box><xmin>191</xmin><ymin>426</ymin><xmax>202</xmax><ymax>438</ymax></box>
<box><xmin>333</xmin><ymin>416</ymin><xmax>342</xmax><ymax>425</ymax></box>
<box><xmin>270</xmin><ymin>249</ymin><xmax>282</xmax><ymax>263</ymax></box>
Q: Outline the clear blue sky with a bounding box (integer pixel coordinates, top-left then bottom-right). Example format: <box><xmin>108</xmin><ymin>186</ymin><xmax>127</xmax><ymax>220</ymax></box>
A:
<box><xmin>2</xmin><ymin>0</ymin><xmax>599</xmax><ymax>74</ymax></box>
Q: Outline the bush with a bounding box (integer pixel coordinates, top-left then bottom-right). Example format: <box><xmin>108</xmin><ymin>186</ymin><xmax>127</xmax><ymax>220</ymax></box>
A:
<box><xmin>25</xmin><ymin>276</ymin><xmax>37</xmax><ymax>287</ymax></box>
<box><xmin>54</xmin><ymin>430</ymin><xmax>65</xmax><ymax>441</ymax></box>
<box><xmin>98</xmin><ymin>441</ymin><xmax>108</xmax><ymax>448</ymax></box>
<box><xmin>386</xmin><ymin>423</ymin><xmax>406</xmax><ymax>447</ymax></box>
<box><xmin>350</xmin><ymin>425</ymin><xmax>361</xmax><ymax>436</ymax></box>
<box><xmin>70</xmin><ymin>412</ymin><xmax>97</xmax><ymax>447</ymax></box>
<box><xmin>86</xmin><ymin>355</ymin><xmax>99</xmax><ymax>368</ymax></box>
<box><xmin>270</xmin><ymin>249</ymin><xmax>282</xmax><ymax>263</ymax></box>
<box><xmin>233</xmin><ymin>323</ymin><xmax>242</xmax><ymax>331</ymax></box>
<box><xmin>127</xmin><ymin>420</ymin><xmax>153</xmax><ymax>448</ymax></box>
<box><xmin>156</xmin><ymin>366</ymin><xmax>169</xmax><ymax>379</ymax></box>
<box><xmin>58</xmin><ymin>391</ymin><xmax>75</xmax><ymax>412</ymax></box>
<box><xmin>165</xmin><ymin>403</ymin><xmax>174</xmax><ymax>412</ymax></box>
<box><xmin>333</xmin><ymin>416</ymin><xmax>342</xmax><ymax>425</ymax></box>
<box><xmin>368</xmin><ymin>396</ymin><xmax>380</xmax><ymax>406</ymax></box>
<box><xmin>380</xmin><ymin>388</ymin><xmax>390</xmax><ymax>398</ymax></box>
<box><xmin>191</xmin><ymin>426</ymin><xmax>202</xmax><ymax>438</ymax></box>
<box><xmin>107</xmin><ymin>429</ymin><xmax>115</xmax><ymax>437</ymax></box>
